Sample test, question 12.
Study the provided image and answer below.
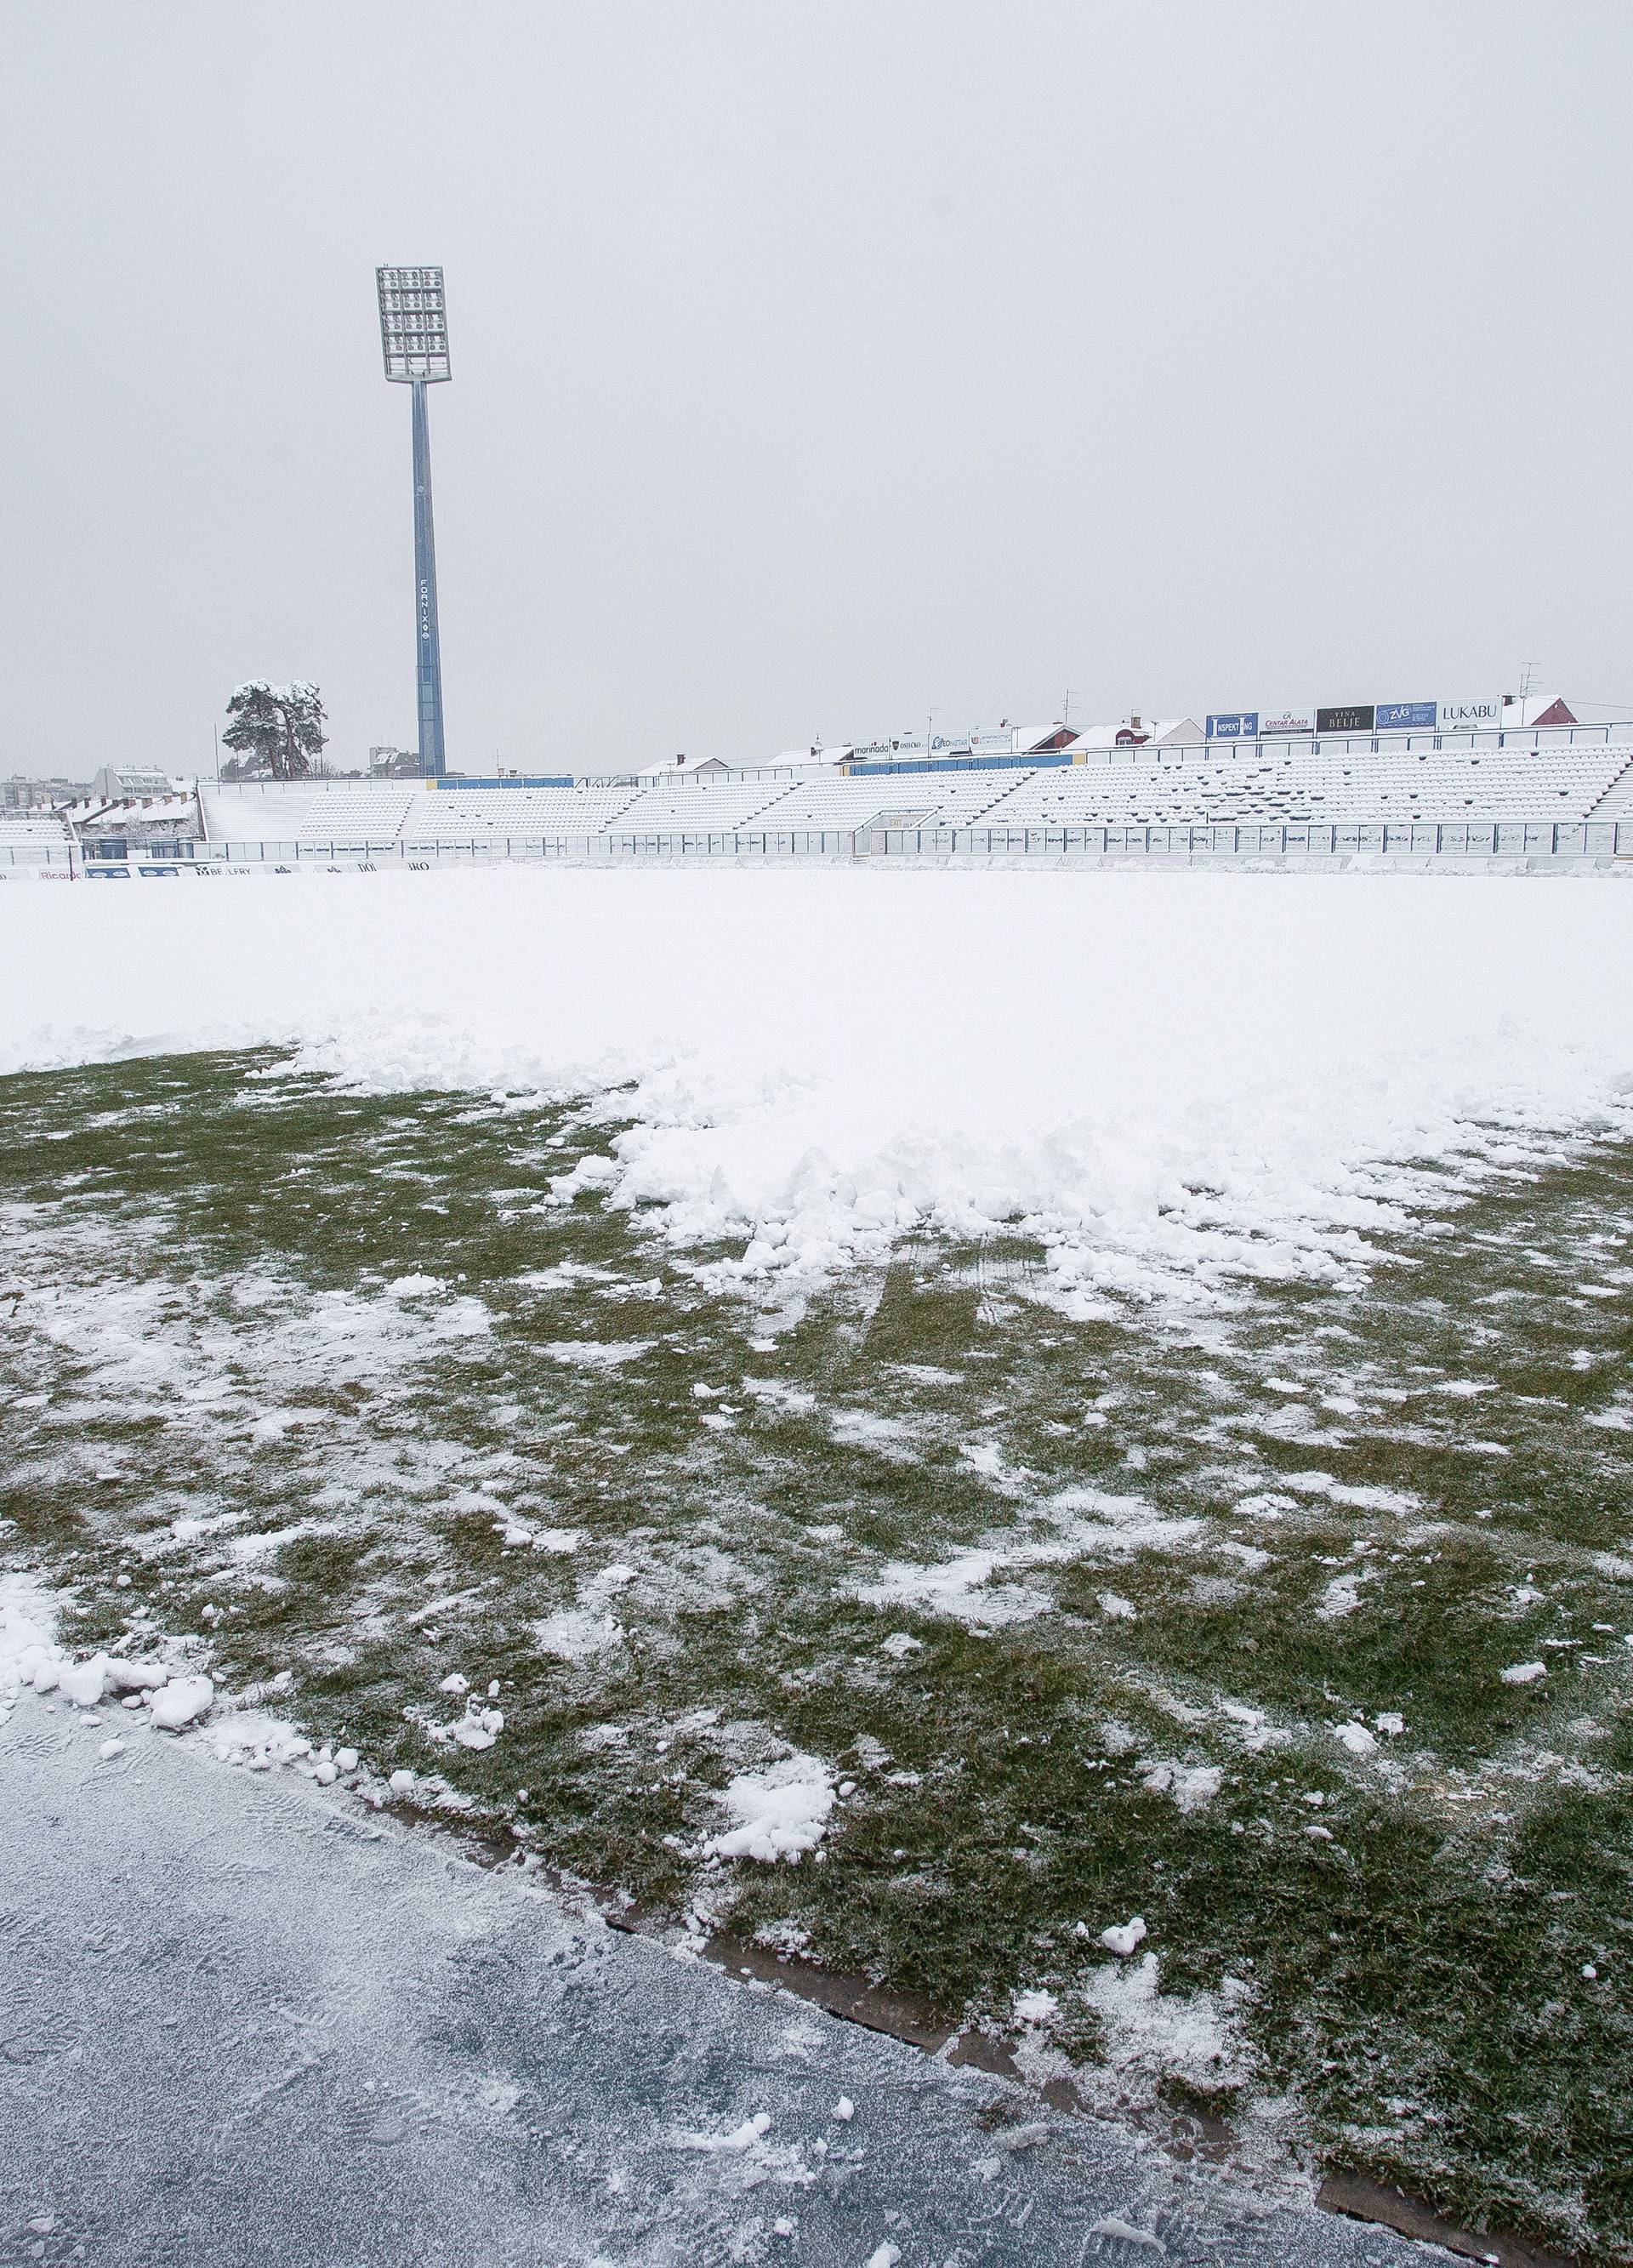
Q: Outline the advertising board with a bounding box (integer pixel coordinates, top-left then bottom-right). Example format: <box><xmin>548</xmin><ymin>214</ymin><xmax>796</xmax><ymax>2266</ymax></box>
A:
<box><xmin>1205</xmin><ymin>712</ymin><xmax>1259</xmax><ymax>739</ymax></box>
<box><xmin>1437</xmin><ymin>698</ymin><xmax>1502</xmax><ymax>731</ymax></box>
<box><xmin>1375</xmin><ymin>701</ymin><xmax>1437</xmax><ymax>731</ymax></box>
<box><xmin>1260</xmin><ymin>709</ymin><xmax>1314</xmax><ymax>737</ymax></box>
<box><xmin>1316</xmin><ymin>704</ymin><xmax>1374</xmax><ymax>734</ymax></box>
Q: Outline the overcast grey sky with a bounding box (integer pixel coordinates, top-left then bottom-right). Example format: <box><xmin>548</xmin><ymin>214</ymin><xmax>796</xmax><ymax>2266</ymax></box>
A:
<box><xmin>3</xmin><ymin>3</ymin><xmax>1631</xmax><ymax>778</ymax></box>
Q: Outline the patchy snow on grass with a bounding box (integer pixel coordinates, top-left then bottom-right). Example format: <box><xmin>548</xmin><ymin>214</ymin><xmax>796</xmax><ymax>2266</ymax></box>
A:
<box><xmin>828</xmin><ymin>1407</ymin><xmax>921</xmax><ymax>1460</ymax></box>
<box><xmin>543</xmin><ymin>1339</ymin><xmax>655</xmax><ymax>1370</ymax></box>
<box><xmin>1140</xmin><ymin>1761</ymin><xmax>1224</xmax><ymax>1812</ymax></box>
<box><xmin>856</xmin><ymin>1549</ymin><xmax>1051</xmax><ymax>1633</ymax></box>
<box><xmin>532</xmin><ymin>1608</ymin><xmax>626</xmax><ymax>1663</ymax></box>
<box><xmin>1315</xmin><ymin>1568</ymin><xmax>1371</xmax><ymax>1621</ymax></box>
<box><xmin>1044</xmin><ymin>1487</ymin><xmax>1203</xmax><ymax>1555</ymax></box>
<box><xmin>1283</xmin><ymin>1471</ymin><xmax>1420</xmax><ymax>1515</ymax></box>
<box><xmin>1078</xmin><ymin>1951</ymin><xmax>1248</xmax><ymax>2106</ymax></box>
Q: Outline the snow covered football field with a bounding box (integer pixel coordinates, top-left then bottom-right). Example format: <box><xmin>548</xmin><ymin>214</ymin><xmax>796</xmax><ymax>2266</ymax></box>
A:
<box><xmin>7</xmin><ymin>863</ymin><xmax>1633</xmax><ymax>1301</ymax></box>
<box><xmin>3</xmin><ymin>863</ymin><xmax>1633</xmax><ymax>2262</ymax></box>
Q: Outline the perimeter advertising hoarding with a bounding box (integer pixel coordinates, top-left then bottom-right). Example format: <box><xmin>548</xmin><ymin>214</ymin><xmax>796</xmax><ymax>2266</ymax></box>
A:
<box><xmin>1438</xmin><ymin>698</ymin><xmax>1501</xmax><ymax>730</ymax></box>
<box><xmin>850</xmin><ymin>736</ymin><xmax>930</xmax><ymax>761</ymax></box>
<box><xmin>1196</xmin><ymin>699</ymin><xmax>1509</xmax><ymax>743</ymax></box>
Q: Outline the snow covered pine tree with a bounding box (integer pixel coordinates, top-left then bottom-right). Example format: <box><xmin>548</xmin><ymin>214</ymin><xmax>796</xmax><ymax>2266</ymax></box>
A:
<box><xmin>221</xmin><ymin>681</ymin><xmax>328</xmax><ymax>780</ymax></box>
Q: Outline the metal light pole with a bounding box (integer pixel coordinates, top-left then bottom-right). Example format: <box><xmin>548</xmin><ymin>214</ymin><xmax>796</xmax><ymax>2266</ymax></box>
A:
<box><xmin>377</xmin><ymin>266</ymin><xmax>452</xmax><ymax>778</ymax></box>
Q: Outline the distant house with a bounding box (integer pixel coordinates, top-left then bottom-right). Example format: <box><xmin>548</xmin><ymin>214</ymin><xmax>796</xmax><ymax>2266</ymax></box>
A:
<box><xmin>3</xmin><ymin>774</ymin><xmax>91</xmax><ymax>808</ymax></box>
<box><xmin>368</xmin><ymin>745</ymin><xmax>420</xmax><ymax>778</ymax></box>
<box><xmin>771</xmin><ymin>745</ymin><xmax>852</xmax><ymax>769</ymax></box>
<box><xmin>1500</xmin><ymin>693</ymin><xmax>1577</xmax><ymax>730</ymax></box>
<box><xmin>636</xmin><ymin>753</ymin><xmax>731</xmax><ymax>779</ymax></box>
<box><xmin>1069</xmin><ymin>715</ymin><xmax>1202</xmax><ymax>759</ymax></box>
<box><xmin>75</xmin><ymin>780</ymin><xmax>203</xmax><ymax>858</ymax></box>
<box><xmin>92</xmin><ymin>765</ymin><xmax>179</xmax><ymax>801</ymax></box>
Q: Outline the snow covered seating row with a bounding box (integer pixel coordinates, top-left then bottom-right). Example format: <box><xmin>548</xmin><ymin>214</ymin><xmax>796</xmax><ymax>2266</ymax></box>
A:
<box><xmin>977</xmin><ymin>744</ymin><xmax>1633</xmax><ymax>827</ymax></box>
<box><xmin>289</xmin><ymin>787</ymin><xmax>418</xmax><ymax>841</ymax></box>
<box><xmin>396</xmin><ymin>785</ymin><xmax>644</xmax><ymax>839</ymax></box>
<box><xmin>744</xmin><ymin>770</ymin><xmax>1034</xmax><ymax>830</ymax></box>
<box><xmin>595</xmin><ymin>779</ymin><xmax>793</xmax><ymax>834</ymax></box>
<box><xmin>0</xmin><ymin>813</ymin><xmax>75</xmax><ymax>847</ymax></box>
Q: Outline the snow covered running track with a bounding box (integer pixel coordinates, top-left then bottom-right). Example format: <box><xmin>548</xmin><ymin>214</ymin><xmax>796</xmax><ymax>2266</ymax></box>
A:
<box><xmin>0</xmin><ymin>1694</ymin><xmax>1421</xmax><ymax>2268</ymax></box>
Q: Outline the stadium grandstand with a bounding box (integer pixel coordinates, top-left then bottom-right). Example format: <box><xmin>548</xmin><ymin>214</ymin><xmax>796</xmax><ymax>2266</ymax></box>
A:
<box><xmin>973</xmin><ymin>740</ymin><xmax>1633</xmax><ymax>827</ymax></box>
<box><xmin>0</xmin><ymin>809</ymin><xmax>75</xmax><ymax>857</ymax></box>
<box><xmin>191</xmin><ymin>736</ymin><xmax>1633</xmax><ymax>846</ymax></box>
<box><xmin>6</xmin><ymin>721</ymin><xmax>1633</xmax><ymax>874</ymax></box>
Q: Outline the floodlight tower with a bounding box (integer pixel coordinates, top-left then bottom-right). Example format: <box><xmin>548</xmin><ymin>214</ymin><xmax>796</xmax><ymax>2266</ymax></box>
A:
<box><xmin>376</xmin><ymin>266</ymin><xmax>452</xmax><ymax>778</ymax></box>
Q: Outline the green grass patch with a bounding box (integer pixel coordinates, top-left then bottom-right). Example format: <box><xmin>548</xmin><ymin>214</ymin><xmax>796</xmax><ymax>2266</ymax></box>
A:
<box><xmin>3</xmin><ymin>1047</ymin><xmax>1630</xmax><ymax>2260</ymax></box>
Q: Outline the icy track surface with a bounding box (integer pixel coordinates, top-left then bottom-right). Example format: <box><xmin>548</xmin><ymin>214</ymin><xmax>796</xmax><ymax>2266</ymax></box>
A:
<box><xmin>5</xmin><ymin>864</ymin><xmax>1633</xmax><ymax>1302</ymax></box>
<box><xmin>0</xmin><ymin>1690</ymin><xmax>1423</xmax><ymax>2268</ymax></box>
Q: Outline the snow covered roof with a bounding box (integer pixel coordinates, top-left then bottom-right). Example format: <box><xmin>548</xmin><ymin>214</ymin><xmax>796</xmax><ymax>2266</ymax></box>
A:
<box><xmin>1500</xmin><ymin>694</ymin><xmax>1577</xmax><ymax>729</ymax></box>
<box><xmin>636</xmin><ymin>754</ymin><xmax>730</xmax><ymax>779</ymax></box>
<box><xmin>90</xmin><ymin>766</ymin><xmax>190</xmax><ymax>800</ymax></box>
<box><xmin>1068</xmin><ymin>716</ymin><xmax>1203</xmax><ymax>753</ymax></box>
<box><xmin>77</xmin><ymin>792</ymin><xmax>199</xmax><ymax>831</ymax></box>
<box><xmin>1067</xmin><ymin>721</ymin><xmax>1147</xmax><ymax>751</ymax></box>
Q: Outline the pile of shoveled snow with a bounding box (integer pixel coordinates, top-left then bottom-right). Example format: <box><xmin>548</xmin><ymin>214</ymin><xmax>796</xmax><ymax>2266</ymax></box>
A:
<box><xmin>703</xmin><ymin>1754</ymin><xmax>836</xmax><ymax>1863</ymax></box>
<box><xmin>0</xmin><ymin>1580</ymin><xmax>378</xmax><ymax>1790</ymax></box>
<box><xmin>6</xmin><ymin>865</ymin><xmax>1633</xmax><ymax>1303</ymax></box>
<box><xmin>0</xmin><ymin>1578</ymin><xmax>213</xmax><ymax>1731</ymax></box>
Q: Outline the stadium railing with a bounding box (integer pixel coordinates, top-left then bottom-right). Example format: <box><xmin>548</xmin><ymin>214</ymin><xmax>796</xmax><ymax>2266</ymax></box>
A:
<box><xmin>7</xmin><ymin>821</ymin><xmax>1632</xmax><ymax>873</ymax></box>
<box><xmin>200</xmin><ymin>822</ymin><xmax>1628</xmax><ymax>862</ymax></box>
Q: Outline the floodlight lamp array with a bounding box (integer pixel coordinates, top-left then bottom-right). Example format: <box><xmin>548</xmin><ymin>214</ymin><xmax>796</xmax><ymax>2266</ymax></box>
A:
<box><xmin>377</xmin><ymin>265</ymin><xmax>450</xmax><ymax>383</ymax></box>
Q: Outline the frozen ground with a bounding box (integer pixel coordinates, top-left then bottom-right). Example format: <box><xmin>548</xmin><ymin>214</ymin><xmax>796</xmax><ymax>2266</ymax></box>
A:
<box><xmin>0</xmin><ymin>1684</ymin><xmax>1432</xmax><ymax>2268</ymax></box>
<box><xmin>3</xmin><ymin>869</ymin><xmax>1630</xmax><ymax>2261</ymax></box>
